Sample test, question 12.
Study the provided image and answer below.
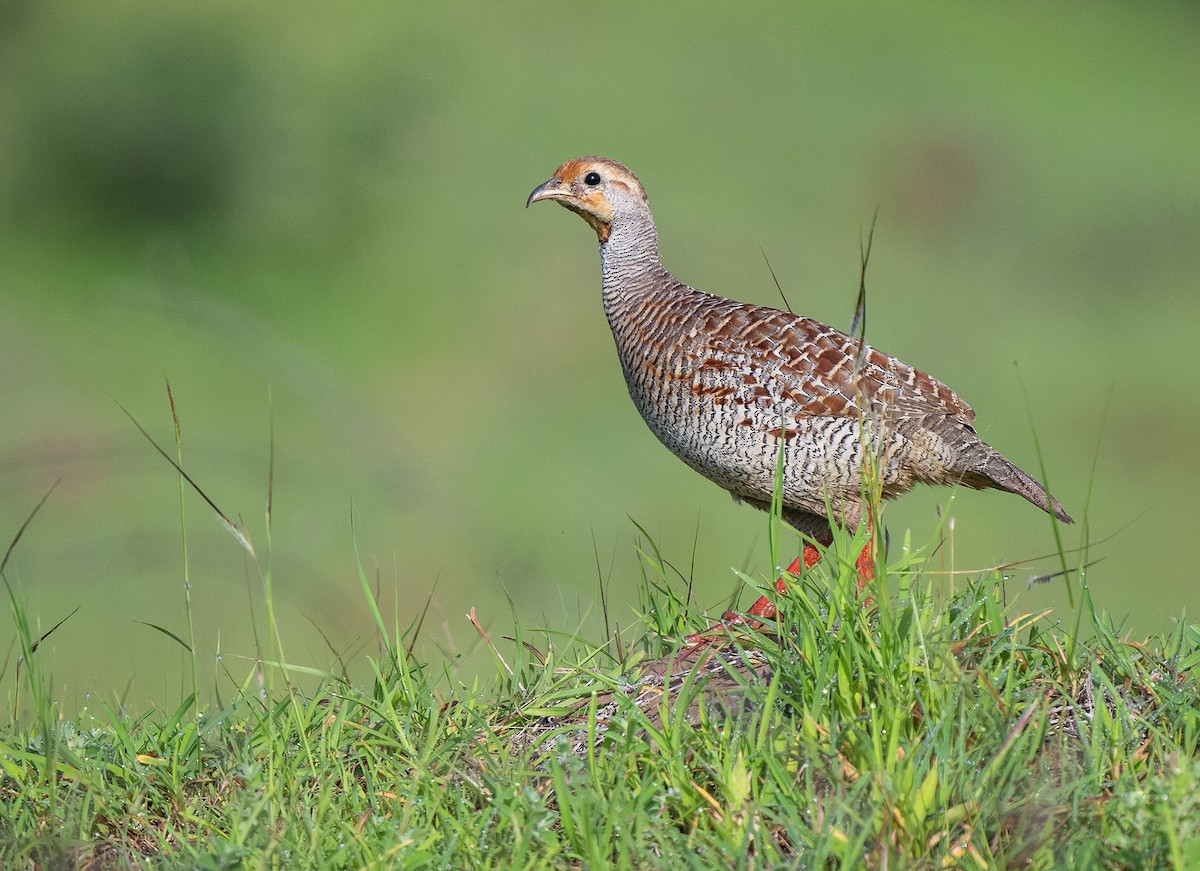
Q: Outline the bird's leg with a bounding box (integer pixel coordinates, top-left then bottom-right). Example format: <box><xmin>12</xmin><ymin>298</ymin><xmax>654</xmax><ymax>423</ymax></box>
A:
<box><xmin>678</xmin><ymin>543</ymin><xmax>820</xmax><ymax>655</ymax></box>
<box><xmin>855</xmin><ymin>509</ymin><xmax>877</xmax><ymax>602</ymax></box>
<box><xmin>678</xmin><ymin>527</ymin><xmax>877</xmax><ymax>656</ymax></box>
<box><xmin>854</xmin><ymin>538</ymin><xmax>874</xmax><ymax>609</ymax></box>
<box><xmin>855</xmin><ymin>541</ymin><xmax>875</xmax><ymax>583</ymax></box>
<box><xmin>718</xmin><ymin>543</ymin><xmax>822</xmax><ymax>628</ymax></box>
<box><xmin>718</xmin><ymin>530</ymin><xmax>875</xmax><ymax>626</ymax></box>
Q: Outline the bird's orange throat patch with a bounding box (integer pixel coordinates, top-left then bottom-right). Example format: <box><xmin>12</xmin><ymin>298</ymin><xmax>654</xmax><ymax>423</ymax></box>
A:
<box><xmin>561</xmin><ymin>196</ymin><xmax>612</xmax><ymax>243</ymax></box>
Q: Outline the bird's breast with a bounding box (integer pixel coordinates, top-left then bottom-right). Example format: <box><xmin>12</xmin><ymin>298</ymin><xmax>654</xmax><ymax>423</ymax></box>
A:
<box><xmin>612</xmin><ymin>331</ymin><xmax>868</xmax><ymax>502</ymax></box>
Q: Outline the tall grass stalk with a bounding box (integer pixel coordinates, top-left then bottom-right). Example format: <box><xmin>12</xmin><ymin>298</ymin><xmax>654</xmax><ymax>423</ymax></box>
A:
<box><xmin>166</xmin><ymin>381</ymin><xmax>200</xmax><ymax>740</ymax></box>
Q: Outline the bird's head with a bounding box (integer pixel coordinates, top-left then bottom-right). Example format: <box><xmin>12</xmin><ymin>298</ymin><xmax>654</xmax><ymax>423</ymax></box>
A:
<box><xmin>526</xmin><ymin>157</ymin><xmax>648</xmax><ymax>244</ymax></box>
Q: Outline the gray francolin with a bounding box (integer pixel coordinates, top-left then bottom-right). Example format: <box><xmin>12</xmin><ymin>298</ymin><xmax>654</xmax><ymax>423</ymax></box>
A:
<box><xmin>527</xmin><ymin>156</ymin><xmax>1070</xmax><ymax>634</ymax></box>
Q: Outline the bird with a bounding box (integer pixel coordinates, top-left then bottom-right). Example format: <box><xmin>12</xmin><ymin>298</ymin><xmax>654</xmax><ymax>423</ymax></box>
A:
<box><xmin>527</xmin><ymin>156</ymin><xmax>1071</xmax><ymax>633</ymax></box>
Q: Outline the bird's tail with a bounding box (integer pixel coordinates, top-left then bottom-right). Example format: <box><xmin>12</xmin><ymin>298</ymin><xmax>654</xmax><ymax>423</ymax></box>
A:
<box><xmin>960</xmin><ymin>446</ymin><xmax>1073</xmax><ymax>523</ymax></box>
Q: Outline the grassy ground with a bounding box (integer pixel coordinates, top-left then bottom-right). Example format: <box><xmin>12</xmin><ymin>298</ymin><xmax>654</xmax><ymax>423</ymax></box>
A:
<box><xmin>3</xmin><ymin>475</ymin><xmax>1199</xmax><ymax>869</ymax></box>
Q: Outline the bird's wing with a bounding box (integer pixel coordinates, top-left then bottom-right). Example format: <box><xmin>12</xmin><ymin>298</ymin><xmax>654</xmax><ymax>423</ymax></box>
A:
<box><xmin>685</xmin><ymin>296</ymin><xmax>977</xmax><ymax>426</ymax></box>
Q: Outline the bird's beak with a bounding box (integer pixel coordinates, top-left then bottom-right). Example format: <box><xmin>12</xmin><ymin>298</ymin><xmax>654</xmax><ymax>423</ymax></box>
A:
<box><xmin>526</xmin><ymin>177</ymin><xmax>568</xmax><ymax>208</ymax></box>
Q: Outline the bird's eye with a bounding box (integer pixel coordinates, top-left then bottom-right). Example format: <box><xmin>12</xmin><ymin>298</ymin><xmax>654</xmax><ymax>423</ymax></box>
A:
<box><xmin>584</xmin><ymin>171</ymin><xmax>601</xmax><ymax>186</ymax></box>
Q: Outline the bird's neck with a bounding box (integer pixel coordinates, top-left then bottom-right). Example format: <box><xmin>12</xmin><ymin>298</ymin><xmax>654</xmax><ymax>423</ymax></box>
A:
<box><xmin>599</xmin><ymin>214</ymin><xmax>671</xmax><ymax>313</ymax></box>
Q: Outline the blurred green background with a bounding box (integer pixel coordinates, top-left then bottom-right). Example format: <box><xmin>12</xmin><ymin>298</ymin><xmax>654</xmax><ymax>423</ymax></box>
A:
<box><xmin>2</xmin><ymin>2</ymin><xmax>1198</xmax><ymax>711</ymax></box>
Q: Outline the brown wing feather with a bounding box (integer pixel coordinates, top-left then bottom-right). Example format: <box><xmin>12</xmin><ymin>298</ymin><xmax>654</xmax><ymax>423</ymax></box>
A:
<box><xmin>681</xmin><ymin>293</ymin><xmax>975</xmax><ymax>426</ymax></box>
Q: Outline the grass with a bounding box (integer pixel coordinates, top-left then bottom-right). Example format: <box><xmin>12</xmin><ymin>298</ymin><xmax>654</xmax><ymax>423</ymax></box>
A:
<box><xmin>3</xmin><ymin>444</ymin><xmax>1200</xmax><ymax>870</ymax></box>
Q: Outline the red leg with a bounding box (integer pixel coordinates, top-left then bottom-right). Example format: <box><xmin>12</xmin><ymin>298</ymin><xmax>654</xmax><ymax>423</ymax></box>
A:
<box><xmin>718</xmin><ymin>543</ymin><xmax>821</xmax><ymax>627</ymax></box>
<box><xmin>679</xmin><ymin>533</ymin><xmax>875</xmax><ymax>656</ymax></box>
<box><xmin>854</xmin><ymin>536</ymin><xmax>874</xmax><ymax>606</ymax></box>
<box><xmin>855</xmin><ymin>543</ymin><xmax>874</xmax><ymax>583</ymax></box>
<box><xmin>678</xmin><ymin>544</ymin><xmax>818</xmax><ymax>655</ymax></box>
